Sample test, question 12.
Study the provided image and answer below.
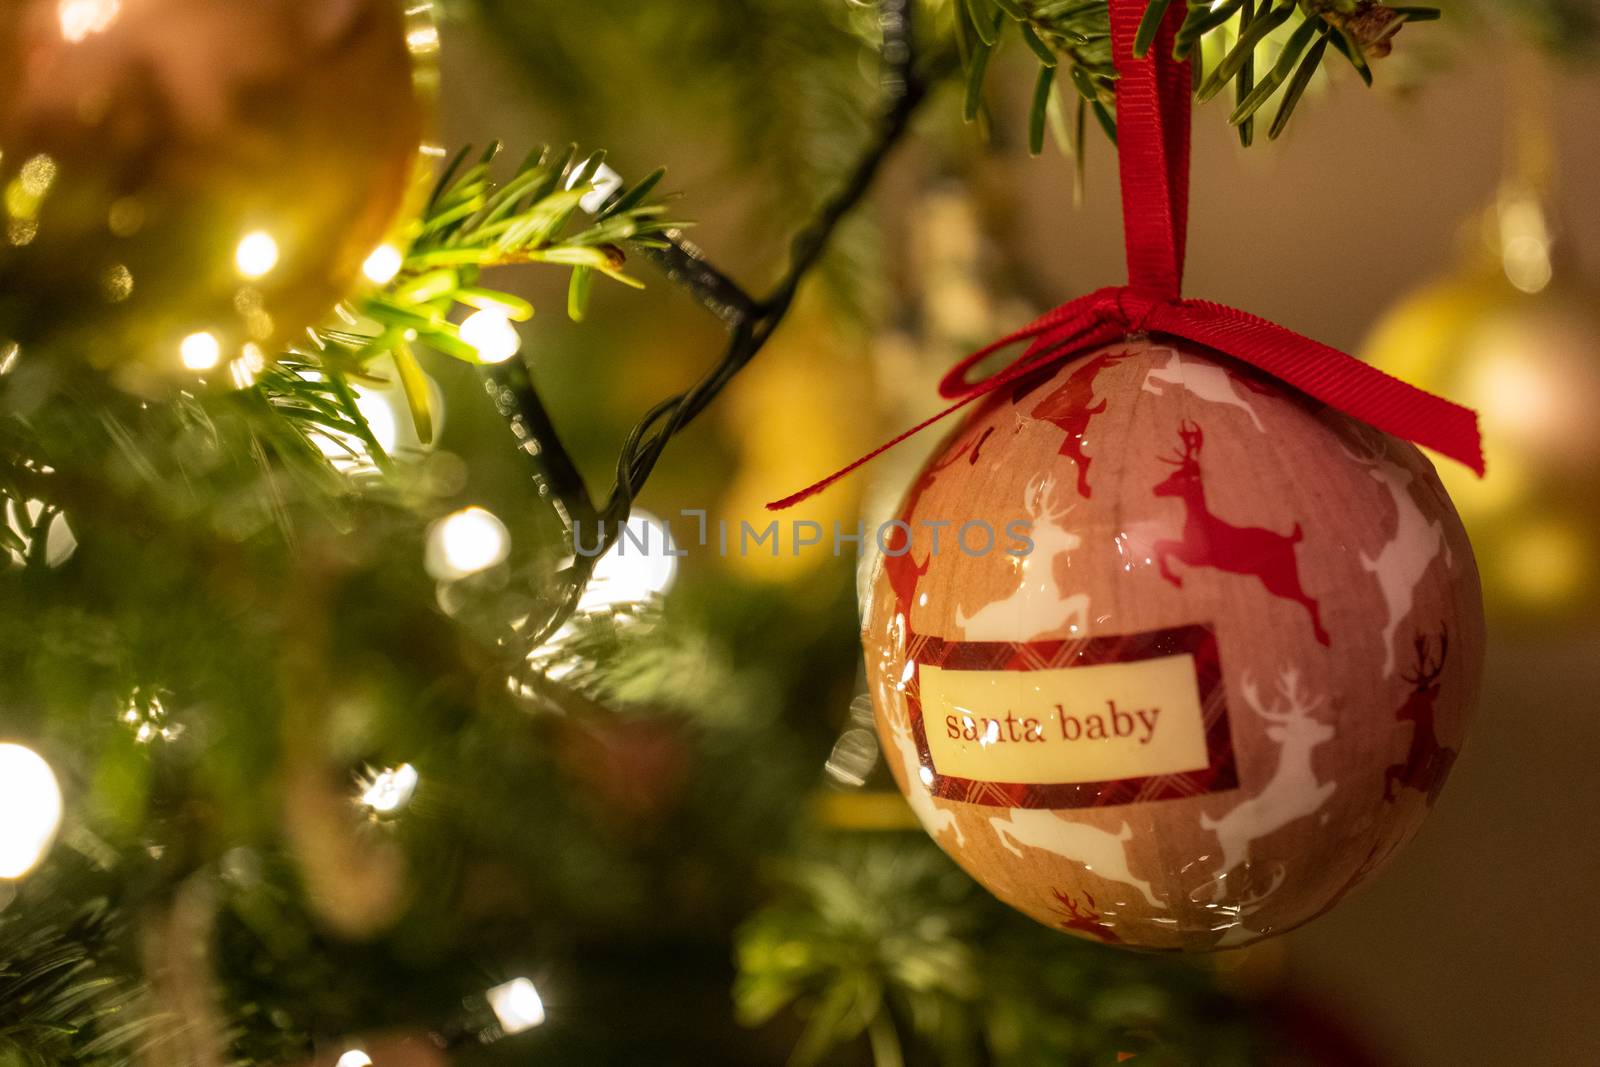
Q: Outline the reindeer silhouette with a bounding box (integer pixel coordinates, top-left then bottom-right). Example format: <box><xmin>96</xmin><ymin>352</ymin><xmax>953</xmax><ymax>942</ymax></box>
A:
<box><xmin>1384</xmin><ymin>630</ymin><xmax>1456</xmax><ymax>805</ymax></box>
<box><xmin>880</xmin><ymin>527</ymin><xmax>930</xmax><ymax>618</ymax></box>
<box><xmin>1200</xmin><ymin>669</ymin><xmax>1337</xmax><ymax>901</ymax></box>
<box><xmin>885</xmin><ymin>714</ymin><xmax>965</xmax><ymax>847</ymax></box>
<box><xmin>1152</xmin><ymin>422</ymin><xmax>1330</xmax><ymax>645</ymax></box>
<box><xmin>990</xmin><ymin>809</ymin><xmax>1163</xmax><ymax>907</ymax></box>
<box><xmin>1341</xmin><ymin>440</ymin><xmax>1448</xmax><ymax>676</ymax></box>
<box><xmin>1028</xmin><ymin>349</ymin><xmax>1132</xmax><ymax>499</ymax></box>
<box><xmin>1141</xmin><ymin>349</ymin><xmax>1267</xmax><ymax>431</ymax></box>
<box><xmin>881</xmin><ymin>429</ymin><xmax>988</xmax><ymax>615</ymax></box>
<box><xmin>1051</xmin><ymin>889</ymin><xmax>1123</xmax><ymax>943</ymax></box>
<box><xmin>957</xmin><ymin>475</ymin><xmax>1089</xmax><ymax>641</ymax></box>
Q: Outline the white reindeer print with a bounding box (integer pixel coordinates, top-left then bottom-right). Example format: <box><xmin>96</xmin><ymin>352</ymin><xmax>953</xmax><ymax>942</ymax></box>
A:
<box><xmin>956</xmin><ymin>475</ymin><xmax>1090</xmax><ymax>642</ymax></box>
<box><xmin>990</xmin><ymin>810</ymin><xmax>1162</xmax><ymax>907</ymax></box>
<box><xmin>1141</xmin><ymin>349</ymin><xmax>1266</xmax><ymax>431</ymax></box>
<box><xmin>1200</xmin><ymin>669</ymin><xmax>1336</xmax><ymax>900</ymax></box>
<box><xmin>1354</xmin><ymin>450</ymin><xmax>1447</xmax><ymax>676</ymax></box>
<box><xmin>886</xmin><ymin>715</ymin><xmax>965</xmax><ymax>847</ymax></box>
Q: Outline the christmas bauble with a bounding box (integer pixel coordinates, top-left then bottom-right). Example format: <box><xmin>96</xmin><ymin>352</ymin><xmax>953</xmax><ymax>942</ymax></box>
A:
<box><xmin>862</xmin><ymin>337</ymin><xmax>1484</xmax><ymax>950</ymax></box>
<box><xmin>0</xmin><ymin>0</ymin><xmax>433</xmax><ymax>381</ymax></box>
<box><xmin>1364</xmin><ymin>271</ymin><xmax>1600</xmax><ymax>624</ymax></box>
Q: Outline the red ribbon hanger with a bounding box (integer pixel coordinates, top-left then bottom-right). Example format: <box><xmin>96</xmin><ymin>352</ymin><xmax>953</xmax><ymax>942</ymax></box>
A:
<box><xmin>768</xmin><ymin>0</ymin><xmax>1484</xmax><ymax>511</ymax></box>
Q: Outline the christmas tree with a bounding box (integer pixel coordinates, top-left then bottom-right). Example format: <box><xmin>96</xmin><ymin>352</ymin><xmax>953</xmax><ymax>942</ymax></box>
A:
<box><xmin>0</xmin><ymin>1</ymin><xmax>1591</xmax><ymax>1064</ymax></box>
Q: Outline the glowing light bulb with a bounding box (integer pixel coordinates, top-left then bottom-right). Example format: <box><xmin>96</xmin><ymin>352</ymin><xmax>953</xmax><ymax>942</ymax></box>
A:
<box><xmin>426</xmin><ymin>506</ymin><xmax>511</xmax><ymax>581</ymax></box>
<box><xmin>234</xmin><ymin>231</ymin><xmax>280</xmax><ymax>279</ymax></box>
<box><xmin>4</xmin><ymin>499</ymin><xmax>76</xmax><ymax>569</ymax></box>
<box><xmin>362</xmin><ymin>244</ymin><xmax>404</xmax><ymax>285</ymax></box>
<box><xmin>180</xmin><ymin>332</ymin><xmax>221</xmax><ymax>371</ymax></box>
<box><xmin>0</xmin><ymin>743</ymin><xmax>63</xmax><ymax>879</ymax></box>
<box><xmin>406</xmin><ymin>24</ymin><xmax>442</xmax><ymax>55</ymax></box>
<box><xmin>460</xmin><ymin>310</ymin><xmax>521</xmax><ymax>364</ymax></box>
<box><xmin>334</xmin><ymin>1052</ymin><xmax>372</xmax><ymax>1067</ymax></box>
<box><xmin>487</xmin><ymin>977</ymin><xmax>546</xmax><ymax>1034</ymax></box>
<box><xmin>57</xmin><ymin>0</ymin><xmax>121</xmax><ymax>42</ymax></box>
<box><xmin>359</xmin><ymin>763</ymin><xmax>419</xmax><ymax>815</ymax></box>
<box><xmin>578</xmin><ymin>511</ymin><xmax>678</xmax><ymax>612</ymax></box>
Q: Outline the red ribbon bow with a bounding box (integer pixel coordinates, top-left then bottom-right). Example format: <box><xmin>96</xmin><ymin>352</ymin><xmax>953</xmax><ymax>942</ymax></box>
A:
<box><xmin>769</xmin><ymin>0</ymin><xmax>1484</xmax><ymax>511</ymax></box>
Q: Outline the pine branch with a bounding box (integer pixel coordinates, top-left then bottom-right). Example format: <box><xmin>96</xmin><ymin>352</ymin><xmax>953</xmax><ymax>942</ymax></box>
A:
<box><xmin>0</xmin><ymin>879</ymin><xmax>159</xmax><ymax>1067</ymax></box>
<box><xmin>501</xmin><ymin>0</ymin><xmax>928</xmax><ymax>649</ymax></box>
<box><xmin>735</xmin><ymin>836</ymin><xmax>1259</xmax><ymax>1066</ymax></box>
<box><xmin>963</xmin><ymin>0</ymin><xmax>1440</xmax><ymax>153</ymax></box>
<box><xmin>246</xmin><ymin>146</ymin><xmax>680</xmax><ymax>476</ymax></box>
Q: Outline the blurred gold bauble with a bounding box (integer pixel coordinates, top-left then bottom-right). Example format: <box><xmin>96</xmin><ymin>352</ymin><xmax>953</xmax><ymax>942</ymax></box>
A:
<box><xmin>1364</xmin><ymin>268</ymin><xmax>1600</xmax><ymax>624</ymax></box>
<box><xmin>0</xmin><ymin>0</ymin><xmax>437</xmax><ymax>384</ymax></box>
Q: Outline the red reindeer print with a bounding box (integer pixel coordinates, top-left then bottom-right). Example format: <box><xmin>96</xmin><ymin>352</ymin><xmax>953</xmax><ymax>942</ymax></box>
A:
<box><xmin>1028</xmin><ymin>349</ymin><xmax>1133</xmax><ymax>499</ymax></box>
<box><xmin>1384</xmin><ymin>630</ymin><xmax>1456</xmax><ymax>805</ymax></box>
<box><xmin>1151</xmin><ymin>422</ymin><xmax>1330</xmax><ymax>645</ymax></box>
<box><xmin>881</xmin><ymin>526</ymin><xmax>929</xmax><ymax>615</ymax></box>
<box><xmin>882</xmin><ymin>429</ymin><xmax>986</xmax><ymax>613</ymax></box>
<box><xmin>1051</xmin><ymin>889</ymin><xmax>1123</xmax><ymax>944</ymax></box>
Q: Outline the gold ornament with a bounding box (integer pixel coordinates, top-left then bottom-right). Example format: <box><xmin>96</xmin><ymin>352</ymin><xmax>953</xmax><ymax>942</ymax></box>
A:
<box><xmin>1363</xmin><ymin>183</ymin><xmax>1600</xmax><ymax>625</ymax></box>
<box><xmin>0</xmin><ymin>0</ymin><xmax>437</xmax><ymax>384</ymax></box>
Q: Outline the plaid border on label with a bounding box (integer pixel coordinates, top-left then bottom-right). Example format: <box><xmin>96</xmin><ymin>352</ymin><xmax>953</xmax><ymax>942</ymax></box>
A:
<box><xmin>905</xmin><ymin>623</ymin><xmax>1238</xmax><ymax>809</ymax></box>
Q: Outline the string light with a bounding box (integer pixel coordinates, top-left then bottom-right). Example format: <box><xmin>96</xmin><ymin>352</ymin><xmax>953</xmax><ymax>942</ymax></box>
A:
<box><xmin>577</xmin><ymin>511</ymin><xmax>679</xmax><ymax>612</ymax></box>
<box><xmin>516</xmin><ymin>512</ymin><xmax>679</xmax><ymax>690</ymax></box>
<box><xmin>234</xmin><ymin>231</ymin><xmax>280</xmax><ymax>279</ymax></box>
<box><xmin>426</xmin><ymin>506</ymin><xmax>511</xmax><ymax>581</ymax></box>
<box><xmin>363</xmin><ymin>243</ymin><xmax>405</xmax><ymax>285</ymax></box>
<box><xmin>459</xmin><ymin>309</ymin><xmax>521</xmax><ymax>364</ymax></box>
<box><xmin>57</xmin><ymin>0</ymin><xmax>122</xmax><ymax>42</ymax></box>
<box><xmin>3</xmin><ymin>498</ymin><xmax>76</xmax><ymax>569</ymax></box>
<box><xmin>180</xmin><ymin>331</ymin><xmax>221</xmax><ymax>371</ymax></box>
<box><xmin>487</xmin><ymin>977</ymin><xmax>546</xmax><ymax>1034</ymax></box>
<box><xmin>121</xmin><ymin>687</ymin><xmax>183</xmax><ymax>744</ymax></box>
<box><xmin>406</xmin><ymin>23</ymin><xmax>442</xmax><ymax>55</ymax></box>
<box><xmin>358</xmin><ymin>763</ymin><xmax>419</xmax><ymax>816</ymax></box>
<box><xmin>0</xmin><ymin>743</ymin><xmax>63</xmax><ymax>879</ymax></box>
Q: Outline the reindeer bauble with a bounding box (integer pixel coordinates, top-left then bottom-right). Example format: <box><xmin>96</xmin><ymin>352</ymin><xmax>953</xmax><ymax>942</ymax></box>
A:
<box><xmin>858</xmin><ymin>338</ymin><xmax>1483</xmax><ymax>950</ymax></box>
<box><xmin>792</xmin><ymin>0</ymin><xmax>1486</xmax><ymax>951</ymax></box>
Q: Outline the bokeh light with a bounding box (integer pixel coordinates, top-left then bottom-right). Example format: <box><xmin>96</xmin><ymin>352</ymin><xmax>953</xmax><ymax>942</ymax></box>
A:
<box><xmin>577</xmin><ymin>511</ymin><xmax>679</xmax><ymax>612</ymax></box>
<box><xmin>426</xmin><ymin>506</ymin><xmax>511</xmax><ymax>581</ymax></box>
<box><xmin>460</xmin><ymin>309</ymin><xmax>521</xmax><ymax>364</ymax></box>
<box><xmin>358</xmin><ymin>763</ymin><xmax>420</xmax><ymax>816</ymax></box>
<box><xmin>56</xmin><ymin>0</ymin><xmax>122</xmax><ymax>43</ymax></box>
<box><xmin>487</xmin><ymin>977</ymin><xmax>546</xmax><ymax>1034</ymax></box>
<box><xmin>363</xmin><ymin>243</ymin><xmax>405</xmax><ymax>285</ymax></box>
<box><xmin>180</xmin><ymin>331</ymin><xmax>221</xmax><ymax>372</ymax></box>
<box><xmin>0</xmin><ymin>743</ymin><xmax>63</xmax><ymax>880</ymax></box>
<box><xmin>233</xmin><ymin>231</ymin><xmax>281</xmax><ymax>279</ymax></box>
